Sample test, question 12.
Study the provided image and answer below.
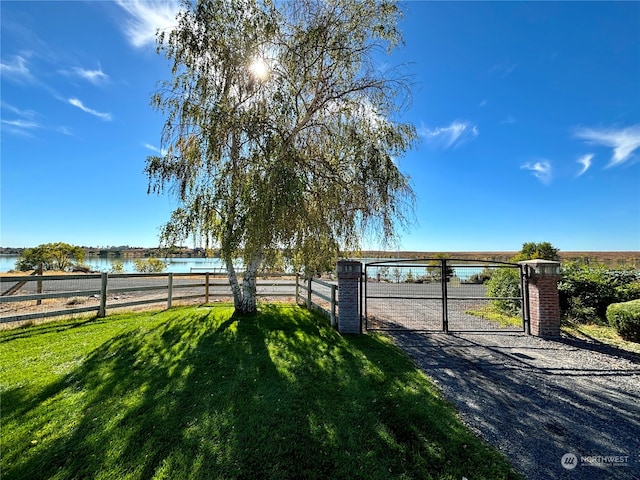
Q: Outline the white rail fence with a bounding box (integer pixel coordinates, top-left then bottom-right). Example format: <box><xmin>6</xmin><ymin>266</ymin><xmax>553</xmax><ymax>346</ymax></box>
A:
<box><xmin>297</xmin><ymin>277</ymin><xmax>339</xmax><ymax>327</ymax></box>
<box><xmin>0</xmin><ymin>272</ymin><xmax>338</xmax><ymax>326</ymax></box>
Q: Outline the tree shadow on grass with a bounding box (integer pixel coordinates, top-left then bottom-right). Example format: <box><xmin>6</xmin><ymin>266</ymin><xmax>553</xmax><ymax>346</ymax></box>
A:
<box><xmin>0</xmin><ymin>316</ymin><xmax>109</xmax><ymax>343</ymax></box>
<box><xmin>4</xmin><ymin>305</ymin><xmax>519</xmax><ymax>480</ymax></box>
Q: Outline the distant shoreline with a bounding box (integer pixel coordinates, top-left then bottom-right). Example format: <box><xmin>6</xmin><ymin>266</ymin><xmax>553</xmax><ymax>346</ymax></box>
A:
<box><xmin>360</xmin><ymin>251</ymin><xmax>639</xmax><ymax>267</ymax></box>
<box><xmin>0</xmin><ymin>247</ymin><xmax>637</xmax><ymax>268</ymax></box>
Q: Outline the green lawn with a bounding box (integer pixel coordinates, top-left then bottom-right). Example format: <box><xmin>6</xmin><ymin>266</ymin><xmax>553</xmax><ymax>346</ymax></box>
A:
<box><xmin>465</xmin><ymin>305</ymin><xmax>523</xmax><ymax>329</ymax></box>
<box><xmin>1</xmin><ymin>304</ymin><xmax>521</xmax><ymax>480</ymax></box>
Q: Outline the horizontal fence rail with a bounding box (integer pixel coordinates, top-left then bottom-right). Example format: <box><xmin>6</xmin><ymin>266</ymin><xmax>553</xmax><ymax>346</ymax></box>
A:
<box><xmin>0</xmin><ymin>272</ymin><xmax>299</xmax><ymax>326</ymax></box>
<box><xmin>295</xmin><ymin>276</ymin><xmax>338</xmax><ymax>327</ymax></box>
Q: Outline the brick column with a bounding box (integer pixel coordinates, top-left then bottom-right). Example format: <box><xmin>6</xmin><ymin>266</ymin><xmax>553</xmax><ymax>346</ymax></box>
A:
<box><xmin>337</xmin><ymin>260</ymin><xmax>362</xmax><ymax>334</ymax></box>
<box><xmin>519</xmin><ymin>260</ymin><xmax>562</xmax><ymax>338</ymax></box>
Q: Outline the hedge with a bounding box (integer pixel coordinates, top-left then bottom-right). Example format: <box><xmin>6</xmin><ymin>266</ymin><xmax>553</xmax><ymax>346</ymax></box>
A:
<box><xmin>558</xmin><ymin>262</ymin><xmax>640</xmax><ymax>322</ymax></box>
<box><xmin>606</xmin><ymin>299</ymin><xmax>640</xmax><ymax>342</ymax></box>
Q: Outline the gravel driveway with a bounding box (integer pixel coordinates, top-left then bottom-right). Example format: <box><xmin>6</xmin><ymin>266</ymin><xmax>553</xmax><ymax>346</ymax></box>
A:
<box><xmin>388</xmin><ymin>330</ymin><xmax>640</xmax><ymax>479</ymax></box>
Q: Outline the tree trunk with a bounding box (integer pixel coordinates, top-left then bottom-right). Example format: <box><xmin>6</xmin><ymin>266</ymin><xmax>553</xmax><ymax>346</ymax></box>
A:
<box><xmin>226</xmin><ymin>251</ymin><xmax>262</xmax><ymax>316</ymax></box>
<box><xmin>225</xmin><ymin>256</ymin><xmax>244</xmax><ymax>313</ymax></box>
<box><xmin>239</xmin><ymin>252</ymin><xmax>262</xmax><ymax>315</ymax></box>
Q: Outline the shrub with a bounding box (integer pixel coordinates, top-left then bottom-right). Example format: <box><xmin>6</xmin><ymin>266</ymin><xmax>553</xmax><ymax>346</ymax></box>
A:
<box><xmin>110</xmin><ymin>261</ymin><xmax>125</xmax><ymax>273</ymax></box>
<box><xmin>485</xmin><ymin>267</ymin><xmax>521</xmax><ymax>315</ymax></box>
<box><xmin>133</xmin><ymin>258</ymin><xmax>167</xmax><ymax>273</ymax></box>
<box><xmin>483</xmin><ymin>240</ymin><xmax>557</xmax><ymax>314</ymax></box>
<box><xmin>66</xmin><ymin>297</ymin><xmax>87</xmax><ymax>306</ymax></box>
<box><xmin>558</xmin><ymin>262</ymin><xmax>640</xmax><ymax>322</ymax></box>
<box><xmin>616</xmin><ymin>280</ymin><xmax>640</xmax><ymax>302</ymax></box>
<box><xmin>464</xmin><ymin>268</ymin><xmax>492</xmax><ymax>284</ymax></box>
<box><xmin>607</xmin><ymin>299</ymin><xmax>640</xmax><ymax>342</ymax></box>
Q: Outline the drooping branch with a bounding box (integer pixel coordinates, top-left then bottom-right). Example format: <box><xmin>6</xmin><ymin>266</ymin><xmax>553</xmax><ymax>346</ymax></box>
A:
<box><xmin>147</xmin><ymin>0</ymin><xmax>416</xmax><ymax>314</ymax></box>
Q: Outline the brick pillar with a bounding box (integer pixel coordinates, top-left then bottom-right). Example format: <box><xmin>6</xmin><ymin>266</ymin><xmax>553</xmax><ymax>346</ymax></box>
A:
<box><xmin>337</xmin><ymin>260</ymin><xmax>362</xmax><ymax>334</ymax></box>
<box><xmin>519</xmin><ymin>260</ymin><xmax>562</xmax><ymax>338</ymax></box>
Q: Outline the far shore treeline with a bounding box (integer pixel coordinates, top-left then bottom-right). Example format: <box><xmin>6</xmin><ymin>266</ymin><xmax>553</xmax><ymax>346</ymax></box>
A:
<box><xmin>0</xmin><ymin>246</ymin><xmax>637</xmax><ymax>268</ymax></box>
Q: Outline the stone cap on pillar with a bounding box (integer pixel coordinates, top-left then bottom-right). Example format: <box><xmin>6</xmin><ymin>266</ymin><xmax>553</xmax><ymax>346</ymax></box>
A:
<box><xmin>337</xmin><ymin>260</ymin><xmax>362</xmax><ymax>279</ymax></box>
<box><xmin>519</xmin><ymin>259</ymin><xmax>561</xmax><ymax>276</ymax></box>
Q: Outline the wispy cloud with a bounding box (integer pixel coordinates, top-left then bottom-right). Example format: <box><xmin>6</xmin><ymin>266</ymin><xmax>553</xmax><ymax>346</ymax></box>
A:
<box><xmin>488</xmin><ymin>60</ymin><xmax>517</xmax><ymax>78</ymax></box>
<box><xmin>1</xmin><ymin>118</ymin><xmax>40</xmax><ymax>136</ymax></box>
<box><xmin>419</xmin><ymin>120</ymin><xmax>479</xmax><ymax>149</ymax></box>
<box><xmin>1</xmin><ymin>102</ymin><xmax>71</xmax><ymax>137</ymax></box>
<box><xmin>0</xmin><ymin>54</ymin><xmax>33</xmax><ymax>81</ymax></box>
<box><xmin>144</xmin><ymin>143</ymin><xmax>167</xmax><ymax>155</ymax></box>
<box><xmin>68</xmin><ymin>98</ymin><xmax>112</xmax><ymax>121</ymax></box>
<box><xmin>576</xmin><ymin>153</ymin><xmax>594</xmax><ymax>177</ymax></box>
<box><xmin>521</xmin><ymin>161</ymin><xmax>552</xmax><ymax>184</ymax></box>
<box><xmin>56</xmin><ymin>126</ymin><xmax>73</xmax><ymax>136</ymax></box>
<box><xmin>63</xmin><ymin>66</ymin><xmax>109</xmax><ymax>85</ymax></box>
<box><xmin>115</xmin><ymin>0</ymin><xmax>181</xmax><ymax>48</ymax></box>
<box><xmin>2</xmin><ymin>119</ymin><xmax>39</xmax><ymax>129</ymax></box>
<box><xmin>2</xmin><ymin>101</ymin><xmax>37</xmax><ymax>118</ymax></box>
<box><xmin>1</xmin><ymin>102</ymin><xmax>40</xmax><ymax>135</ymax></box>
<box><xmin>574</xmin><ymin>125</ymin><xmax>640</xmax><ymax>168</ymax></box>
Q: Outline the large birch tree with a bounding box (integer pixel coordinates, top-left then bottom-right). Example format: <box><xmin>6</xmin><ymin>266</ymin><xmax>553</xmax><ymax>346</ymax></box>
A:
<box><xmin>146</xmin><ymin>0</ymin><xmax>417</xmax><ymax>314</ymax></box>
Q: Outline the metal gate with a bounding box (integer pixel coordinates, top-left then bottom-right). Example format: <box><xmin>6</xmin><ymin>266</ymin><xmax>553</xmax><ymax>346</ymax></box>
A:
<box><xmin>364</xmin><ymin>259</ymin><xmax>529</xmax><ymax>333</ymax></box>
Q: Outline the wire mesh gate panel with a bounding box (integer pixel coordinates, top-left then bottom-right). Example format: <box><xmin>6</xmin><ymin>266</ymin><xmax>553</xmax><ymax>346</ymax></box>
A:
<box><xmin>364</xmin><ymin>259</ymin><xmax>528</xmax><ymax>333</ymax></box>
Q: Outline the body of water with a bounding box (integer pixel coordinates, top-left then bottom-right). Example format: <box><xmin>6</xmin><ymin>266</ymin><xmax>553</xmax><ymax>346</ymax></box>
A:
<box><xmin>1</xmin><ymin>255</ymin><xmax>486</xmax><ymax>279</ymax></box>
<box><xmin>0</xmin><ymin>255</ymin><xmax>226</xmax><ymax>274</ymax></box>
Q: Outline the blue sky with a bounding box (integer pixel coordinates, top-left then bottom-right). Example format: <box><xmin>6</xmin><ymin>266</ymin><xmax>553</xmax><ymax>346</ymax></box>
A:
<box><xmin>1</xmin><ymin>1</ymin><xmax>639</xmax><ymax>252</ymax></box>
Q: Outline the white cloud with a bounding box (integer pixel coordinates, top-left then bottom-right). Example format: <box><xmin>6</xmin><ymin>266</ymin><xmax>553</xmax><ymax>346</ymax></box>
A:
<box><xmin>68</xmin><ymin>98</ymin><xmax>112</xmax><ymax>121</ymax></box>
<box><xmin>521</xmin><ymin>161</ymin><xmax>552</xmax><ymax>184</ymax></box>
<box><xmin>115</xmin><ymin>0</ymin><xmax>181</xmax><ymax>48</ymax></box>
<box><xmin>576</xmin><ymin>153</ymin><xmax>594</xmax><ymax>177</ymax></box>
<box><xmin>73</xmin><ymin>67</ymin><xmax>109</xmax><ymax>84</ymax></box>
<box><xmin>1</xmin><ymin>119</ymin><xmax>39</xmax><ymax>129</ymax></box>
<box><xmin>419</xmin><ymin>120</ymin><xmax>479</xmax><ymax>149</ymax></box>
<box><xmin>1</xmin><ymin>103</ymin><xmax>40</xmax><ymax>134</ymax></box>
<box><xmin>574</xmin><ymin>125</ymin><xmax>640</xmax><ymax>168</ymax></box>
<box><xmin>488</xmin><ymin>60</ymin><xmax>517</xmax><ymax>78</ymax></box>
<box><xmin>0</xmin><ymin>54</ymin><xmax>32</xmax><ymax>80</ymax></box>
<box><xmin>1</xmin><ymin>102</ymin><xmax>37</xmax><ymax>118</ymax></box>
<box><xmin>1</xmin><ymin>118</ymin><xmax>40</xmax><ymax>136</ymax></box>
<box><xmin>2</xmin><ymin>120</ymin><xmax>40</xmax><ymax>133</ymax></box>
<box><xmin>144</xmin><ymin>143</ymin><xmax>167</xmax><ymax>155</ymax></box>
<box><xmin>56</xmin><ymin>126</ymin><xmax>73</xmax><ymax>136</ymax></box>
<box><xmin>1</xmin><ymin>103</ymin><xmax>70</xmax><ymax>136</ymax></box>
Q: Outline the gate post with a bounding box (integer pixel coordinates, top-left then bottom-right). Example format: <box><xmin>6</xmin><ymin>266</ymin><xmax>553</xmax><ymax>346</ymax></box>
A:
<box><xmin>337</xmin><ymin>260</ymin><xmax>362</xmax><ymax>334</ymax></box>
<box><xmin>519</xmin><ymin>260</ymin><xmax>562</xmax><ymax>337</ymax></box>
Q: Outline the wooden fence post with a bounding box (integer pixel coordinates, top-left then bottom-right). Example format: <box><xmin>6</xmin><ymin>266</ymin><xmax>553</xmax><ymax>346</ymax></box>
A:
<box><xmin>36</xmin><ymin>263</ymin><xmax>43</xmax><ymax>306</ymax></box>
<box><xmin>167</xmin><ymin>273</ymin><xmax>173</xmax><ymax>309</ymax></box>
<box><xmin>330</xmin><ymin>284</ymin><xmax>337</xmax><ymax>327</ymax></box>
<box><xmin>98</xmin><ymin>272</ymin><xmax>107</xmax><ymax>318</ymax></box>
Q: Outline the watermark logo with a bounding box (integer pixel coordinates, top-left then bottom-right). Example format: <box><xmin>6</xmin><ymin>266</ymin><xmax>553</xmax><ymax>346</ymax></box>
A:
<box><xmin>561</xmin><ymin>453</ymin><xmax>578</xmax><ymax>470</ymax></box>
<box><xmin>562</xmin><ymin>452</ymin><xmax>630</xmax><ymax>470</ymax></box>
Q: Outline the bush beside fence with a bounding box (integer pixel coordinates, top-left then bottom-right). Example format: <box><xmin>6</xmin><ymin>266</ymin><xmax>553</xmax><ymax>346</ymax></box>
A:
<box><xmin>607</xmin><ymin>299</ymin><xmax>640</xmax><ymax>342</ymax></box>
<box><xmin>558</xmin><ymin>262</ymin><xmax>640</xmax><ymax>322</ymax></box>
